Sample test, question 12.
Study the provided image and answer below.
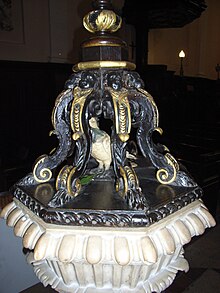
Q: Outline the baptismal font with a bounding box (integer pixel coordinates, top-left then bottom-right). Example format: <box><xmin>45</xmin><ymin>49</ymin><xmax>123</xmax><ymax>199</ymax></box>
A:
<box><xmin>1</xmin><ymin>1</ymin><xmax>215</xmax><ymax>292</ymax></box>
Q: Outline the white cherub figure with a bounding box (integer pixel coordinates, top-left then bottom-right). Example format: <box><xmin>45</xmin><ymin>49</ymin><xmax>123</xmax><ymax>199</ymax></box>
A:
<box><xmin>89</xmin><ymin>117</ymin><xmax>112</xmax><ymax>171</ymax></box>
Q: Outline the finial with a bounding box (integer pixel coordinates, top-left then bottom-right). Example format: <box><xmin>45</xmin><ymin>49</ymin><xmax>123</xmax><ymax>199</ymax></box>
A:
<box><xmin>83</xmin><ymin>0</ymin><xmax>122</xmax><ymax>35</ymax></box>
<box><xmin>81</xmin><ymin>0</ymin><xmax>128</xmax><ymax>62</ymax></box>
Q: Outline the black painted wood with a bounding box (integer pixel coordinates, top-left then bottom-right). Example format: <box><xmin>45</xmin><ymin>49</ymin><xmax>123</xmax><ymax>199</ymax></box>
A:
<box><xmin>0</xmin><ymin>61</ymin><xmax>219</xmax><ymax>217</ymax></box>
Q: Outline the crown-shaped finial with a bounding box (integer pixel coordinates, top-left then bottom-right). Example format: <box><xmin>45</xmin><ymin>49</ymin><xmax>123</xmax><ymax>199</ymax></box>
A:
<box><xmin>83</xmin><ymin>0</ymin><xmax>122</xmax><ymax>34</ymax></box>
<box><xmin>80</xmin><ymin>0</ymin><xmax>128</xmax><ymax>62</ymax></box>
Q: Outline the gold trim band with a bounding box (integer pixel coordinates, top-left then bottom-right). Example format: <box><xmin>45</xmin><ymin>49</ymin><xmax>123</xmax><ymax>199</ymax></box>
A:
<box><xmin>73</xmin><ymin>61</ymin><xmax>136</xmax><ymax>72</ymax></box>
<box><xmin>82</xmin><ymin>41</ymin><xmax>122</xmax><ymax>48</ymax></box>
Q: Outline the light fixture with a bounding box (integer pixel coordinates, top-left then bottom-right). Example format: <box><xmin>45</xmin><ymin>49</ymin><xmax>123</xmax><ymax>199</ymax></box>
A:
<box><xmin>179</xmin><ymin>49</ymin><xmax>185</xmax><ymax>76</ymax></box>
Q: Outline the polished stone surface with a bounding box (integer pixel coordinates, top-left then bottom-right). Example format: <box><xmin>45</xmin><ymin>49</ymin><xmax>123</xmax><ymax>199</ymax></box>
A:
<box><xmin>1</xmin><ymin>191</ymin><xmax>219</xmax><ymax>293</ymax></box>
<box><xmin>20</xmin><ymin>222</ymin><xmax>220</xmax><ymax>293</ymax></box>
<box><xmin>1</xmin><ymin>196</ymin><xmax>215</xmax><ymax>292</ymax></box>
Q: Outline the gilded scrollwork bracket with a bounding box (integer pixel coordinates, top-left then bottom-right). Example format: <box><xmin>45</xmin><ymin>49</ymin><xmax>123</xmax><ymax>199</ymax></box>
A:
<box><xmin>26</xmin><ymin>66</ymin><xmax>197</xmax><ymax>210</ymax></box>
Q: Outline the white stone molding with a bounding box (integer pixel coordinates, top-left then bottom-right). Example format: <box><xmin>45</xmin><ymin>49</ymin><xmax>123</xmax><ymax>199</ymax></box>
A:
<box><xmin>1</xmin><ymin>199</ymin><xmax>216</xmax><ymax>292</ymax></box>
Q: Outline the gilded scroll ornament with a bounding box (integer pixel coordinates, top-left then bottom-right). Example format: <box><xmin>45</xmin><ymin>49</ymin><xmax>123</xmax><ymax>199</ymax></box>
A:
<box><xmin>124</xmin><ymin>165</ymin><xmax>140</xmax><ymax>190</ymax></box>
<box><xmin>156</xmin><ymin>153</ymin><xmax>180</xmax><ymax>184</ymax></box>
<box><xmin>56</xmin><ymin>165</ymin><xmax>81</xmax><ymax>197</ymax></box>
<box><xmin>32</xmin><ymin>89</ymin><xmax>74</xmax><ymax>183</ymax></box>
<box><xmin>136</xmin><ymin>87</ymin><xmax>180</xmax><ymax>185</ymax></box>
<box><xmin>33</xmin><ymin>155</ymin><xmax>52</xmax><ymax>183</ymax></box>
<box><xmin>70</xmin><ymin>87</ymin><xmax>93</xmax><ymax>140</ymax></box>
<box><xmin>109</xmin><ymin>88</ymin><xmax>131</xmax><ymax>142</ymax></box>
<box><xmin>67</xmin><ymin>167</ymin><xmax>81</xmax><ymax>196</ymax></box>
<box><xmin>56</xmin><ymin>165</ymin><xmax>73</xmax><ymax>190</ymax></box>
<box><xmin>117</xmin><ymin>165</ymin><xmax>141</xmax><ymax>203</ymax></box>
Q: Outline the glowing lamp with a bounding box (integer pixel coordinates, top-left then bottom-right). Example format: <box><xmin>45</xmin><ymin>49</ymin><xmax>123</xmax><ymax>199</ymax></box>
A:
<box><xmin>179</xmin><ymin>50</ymin><xmax>185</xmax><ymax>76</ymax></box>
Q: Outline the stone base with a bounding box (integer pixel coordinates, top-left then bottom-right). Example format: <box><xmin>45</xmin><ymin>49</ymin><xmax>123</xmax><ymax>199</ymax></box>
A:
<box><xmin>1</xmin><ymin>198</ymin><xmax>216</xmax><ymax>292</ymax></box>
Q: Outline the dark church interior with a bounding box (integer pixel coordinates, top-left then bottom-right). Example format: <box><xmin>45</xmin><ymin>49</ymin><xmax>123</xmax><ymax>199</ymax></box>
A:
<box><xmin>0</xmin><ymin>0</ymin><xmax>219</xmax><ymax>292</ymax></box>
